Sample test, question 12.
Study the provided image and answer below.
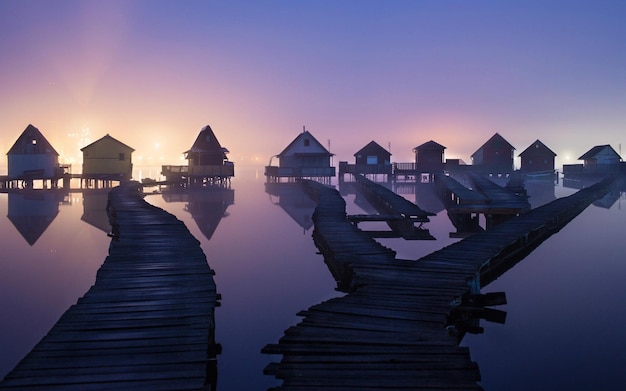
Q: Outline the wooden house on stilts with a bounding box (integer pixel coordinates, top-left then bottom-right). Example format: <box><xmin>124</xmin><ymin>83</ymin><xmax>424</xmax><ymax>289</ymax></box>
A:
<box><xmin>338</xmin><ymin>140</ymin><xmax>392</xmax><ymax>181</ymax></box>
<box><xmin>265</xmin><ymin>128</ymin><xmax>335</xmax><ymax>183</ymax></box>
<box><xmin>518</xmin><ymin>139</ymin><xmax>557</xmax><ymax>177</ymax></box>
<box><xmin>4</xmin><ymin>124</ymin><xmax>67</xmax><ymax>189</ymax></box>
<box><xmin>470</xmin><ymin>133</ymin><xmax>516</xmax><ymax>174</ymax></box>
<box><xmin>80</xmin><ymin>134</ymin><xmax>135</xmax><ymax>188</ymax></box>
<box><xmin>161</xmin><ymin>125</ymin><xmax>234</xmax><ymax>186</ymax></box>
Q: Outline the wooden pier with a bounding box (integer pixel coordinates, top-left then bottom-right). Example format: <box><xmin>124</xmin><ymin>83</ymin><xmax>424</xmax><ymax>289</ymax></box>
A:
<box><xmin>263</xmin><ymin>176</ymin><xmax>617</xmax><ymax>390</ymax></box>
<box><xmin>0</xmin><ymin>182</ymin><xmax>220</xmax><ymax>391</ymax></box>
<box><xmin>436</xmin><ymin>173</ymin><xmax>531</xmax><ymax>232</ymax></box>
<box><xmin>348</xmin><ymin>174</ymin><xmax>436</xmax><ymax>239</ymax></box>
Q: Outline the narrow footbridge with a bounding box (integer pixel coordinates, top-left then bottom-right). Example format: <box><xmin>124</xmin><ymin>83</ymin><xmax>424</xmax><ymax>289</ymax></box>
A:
<box><xmin>0</xmin><ymin>182</ymin><xmax>220</xmax><ymax>391</ymax></box>
<box><xmin>263</xmin><ymin>176</ymin><xmax>617</xmax><ymax>390</ymax></box>
<box><xmin>348</xmin><ymin>174</ymin><xmax>436</xmax><ymax>239</ymax></box>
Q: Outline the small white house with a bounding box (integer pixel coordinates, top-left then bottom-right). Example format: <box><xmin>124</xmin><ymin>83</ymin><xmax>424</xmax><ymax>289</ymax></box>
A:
<box><xmin>7</xmin><ymin>124</ymin><xmax>60</xmax><ymax>179</ymax></box>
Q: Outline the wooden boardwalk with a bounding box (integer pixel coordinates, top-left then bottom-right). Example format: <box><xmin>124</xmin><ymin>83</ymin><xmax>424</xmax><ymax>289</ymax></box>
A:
<box><xmin>353</xmin><ymin>174</ymin><xmax>435</xmax><ymax>221</ymax></box>
<box><xmin>0</xmin><ymin>182</ymin><xmax>220</xmax><ymax>391</ymax></box>
<box><xmin>263</xmin><ymin>176</ymin><xmax>617</xmax><ymax>390</ymax></box>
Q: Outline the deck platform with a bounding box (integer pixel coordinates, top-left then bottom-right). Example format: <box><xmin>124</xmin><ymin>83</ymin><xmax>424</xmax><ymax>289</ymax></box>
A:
<box><xmin>0</xmin><ymin>182</ymin><xmax>220</xmax><ymax>391</ymax></box>
<box><xmin>263</xmin><ymin>176</ymin><xmax>617</xmax><ymax>390</ymax></box>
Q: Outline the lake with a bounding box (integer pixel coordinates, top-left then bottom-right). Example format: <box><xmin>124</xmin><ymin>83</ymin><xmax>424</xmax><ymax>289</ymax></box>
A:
<box><xmin>1</xmin><ymin>166</ymin><xmax>624</xmax><ymax>390</ymax></box>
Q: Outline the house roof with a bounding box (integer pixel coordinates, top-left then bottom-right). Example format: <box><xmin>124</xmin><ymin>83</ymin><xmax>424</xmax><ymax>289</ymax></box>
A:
<box><xmin>81</xmin><ymin>134</ymin><xmax>135</xmax><ymax>152</ymax></box>
<box><xmin>471</xmin><ymin>133</ymin><xmax>515</xmax><ymax>157</ymax></box>
<box><xmin>354</xmin><ymin>140</ymin><xmax>391</xmax><ymax>157</ymax></box>
<box><xmin>278</xmin><ymin>130</ymin><xmax>333</xmax><ymax>157</ymax></box>
<box><xmin>7</xmin><ymin>124</ymin><xmax>59</xmax><ymax>156</ymax></box>
<box><xmin>518</xmin><ymin>139</ymin><xmax>557</xmax><ymax>157</ymax></box>
<box><xmin>413</xmin><ymin>140</ymin><xmax>446</xmax><ymax>151</ymax></box>
<box><xmin>578</xmin><ymin>144</ymin><xmax>621</xmax><ymax>160</ymax></box>
<box><xmin>184</xmin><ymin>125</ymin><xmax>229</xmax><ymax>156</ymax></box>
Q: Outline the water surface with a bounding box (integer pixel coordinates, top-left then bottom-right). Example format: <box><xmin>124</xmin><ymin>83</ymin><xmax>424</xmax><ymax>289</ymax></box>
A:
<box><xmin>1</xmin><ymin>167</ymin><xmax>624</xmax><ymax>390</ymax></box>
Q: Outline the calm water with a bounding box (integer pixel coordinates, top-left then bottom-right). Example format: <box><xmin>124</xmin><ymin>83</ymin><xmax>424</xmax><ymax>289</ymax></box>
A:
<box><xmin>0</xmin><ymin>166</ymin><xmax>624</xmax><ymax>390</ymax></box>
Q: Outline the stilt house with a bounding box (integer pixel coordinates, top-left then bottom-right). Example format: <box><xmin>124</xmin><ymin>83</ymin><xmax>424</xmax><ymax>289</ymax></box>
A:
<box><xmin>81</xmin><ymin>134</ymin><xmax>135</xmax><ymax>181</ymax></box>
<box><xmin>519</xmin><ymin>140</ymin><xmax>557</xmax><ymax>174</ymax></box>
<box><xmin>265</xmin><ymin>129</ymin><xmax>335</xmax><ymax>182</ymax></box>
<box><xmin>339</xmin><ymin>141</ymin><xmax>392</xmax><ymax>177</ymax></box>
<box><xmin>7</xmin><ymin>124</ymin><xmax>60</xmax><ymax>179</ymax></box>
<box><xmin>161</xmin><ymin>125</ymin><xmax>234</xmax><ymax>185</ymax></box>
<box><xmin>471</xmin><ymin>133</ymin><xmax>515</xmax><ymax>173</ymax></box>
<box><xmin>578</xmin><ymin>145</ymin><xmax>622</xmax><ymax>173</ymax></box>
<box><xmin>414</xmin><ymin>140</ymin><xmax>446</xmax><ymax>174</ymax></box>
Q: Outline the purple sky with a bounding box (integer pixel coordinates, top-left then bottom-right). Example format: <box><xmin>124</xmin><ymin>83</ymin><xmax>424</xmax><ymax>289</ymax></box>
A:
<box><xmin>1</xmin><ymin>1</ymin><xmax>625</xmax><ymax>169</ymax></box>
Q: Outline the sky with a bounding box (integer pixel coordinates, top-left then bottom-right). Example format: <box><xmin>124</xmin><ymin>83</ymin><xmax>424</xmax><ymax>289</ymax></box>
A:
<box><xmin>1</xmin><ymin>0</ymin><xmax>625</xmax><ymax>171</ymax></box>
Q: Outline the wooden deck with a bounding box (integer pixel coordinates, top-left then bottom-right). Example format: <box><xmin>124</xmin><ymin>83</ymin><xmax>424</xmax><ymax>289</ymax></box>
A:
<box><xmin>263</xmin><ymin>176</ymin><xmax>617</xmax><ymax>390</ymax></box>
<box><xmin>0</xmin><ymin>182</ymin><xmax>220</xmax><ymax>391</ymax></box>
<box><xmin>352</xmin><ymin>174</ymin><xmax>435</xmax><ymax>221</ymax></box>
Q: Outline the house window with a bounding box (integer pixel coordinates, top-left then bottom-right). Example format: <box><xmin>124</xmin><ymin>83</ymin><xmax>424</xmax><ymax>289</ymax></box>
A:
<box><xmin>304</xmin><ymin>139</ymin><xmax>310</xmax><ymax>147</ymax></box>
<box><xmin>119</xmin><ymin>153</ymin><xmax>125</xmax><ymax>161</ymax></box>
<box><xmin>32</xmin><ymin>139</ymin><xmax>37</xmax><ymax>145</ymax></box>
<box><xmin>367</xmin><ymin>156</ymin><xmax>378</xmax><ymax>165</ymax></box>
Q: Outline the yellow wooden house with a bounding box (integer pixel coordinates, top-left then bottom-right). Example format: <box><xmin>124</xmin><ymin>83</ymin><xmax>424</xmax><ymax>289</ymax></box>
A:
<box><xmin>81</xmin><ymin>134</ymin><xmax>135</xmax><ymax>182</ymax></box>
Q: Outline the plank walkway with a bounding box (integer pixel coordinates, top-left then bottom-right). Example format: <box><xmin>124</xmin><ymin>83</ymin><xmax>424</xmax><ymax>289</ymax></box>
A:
<box><xmin>0</xmin><ymin>182</ymin><xmax>220</xmax><ymax>391</ymax></box>
<box><xmin>353</xmin><ymin>174</ymin><xmax>435</xmax><ymax>221</ymax></box>
<box><xmin>263</xmin><ymin>176</ymin><xmax>617</xmax><ymax>390</ymax></box>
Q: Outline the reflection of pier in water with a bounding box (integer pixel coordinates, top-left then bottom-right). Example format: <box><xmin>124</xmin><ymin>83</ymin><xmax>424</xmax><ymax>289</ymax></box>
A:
<box><xmin>263</xmin><ymin>176</ymin><xmax>617</xmax><ymax>390</ymax></box>
<box><xmin>0</xmin><ymin>183</ymin><xmax>221</xmax><ymax>390</ymax></box>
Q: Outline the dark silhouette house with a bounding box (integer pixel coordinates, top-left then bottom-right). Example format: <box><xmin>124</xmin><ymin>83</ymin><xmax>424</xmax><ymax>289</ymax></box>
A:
<box><xmin>519</xmin><ymin>140</ymin><xmax>557</xmax><ymax>174</ymax></box>
<box><xmin>339</xmin><ymin>141</ymin><xmax>392</xmax><ymax>177</ymax></box>
<box><xmin>414</xmin><ymin>140</ymin><xmax>446</xmax><ymax>174</ymax></box>
<box><xmin>355</xmin><ymin>141</ymin><xmax>391</xmax><ymax>167</ymax></box>
<box><xmin>185</xmin><ymin>125</ymin><xmax>231</xmax><ymax>167</ymax></box>
<box><xmin>265</xmin><ymin>129</ymin><xmax>335</xmax><ymax>182</ymax></box>
<box><xmin>471</xmin><ymin>133</ymin><xmax>515</xmax><ymax>173</ymax></box>
<box><xmin>7</xmin><ymin>124</ymin><xmax>60</xmax><ymax>179</ymax></box>
<box><xmin>162</xmin><ymin>125</ymin><xmax>234</xmax><ymax>184</ymax></box>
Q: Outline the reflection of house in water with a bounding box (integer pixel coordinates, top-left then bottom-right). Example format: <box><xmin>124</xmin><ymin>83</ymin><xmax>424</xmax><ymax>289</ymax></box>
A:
<box><xmin>414</xmin><ymin>182</ymin><xmax>445</xmax><ymax>215</ymax></box>
<box><xmin>162</xmin><ymin>187</ymin><xmax>234</xmax><ymax>240</ymax></box>
<box><xmin>265</xmin><ymin>182</ymin><xmax>317</xmax><ymax>232</ymax></box>
<box><xmin>81</xmin><ymin>190</ymin><xmax>112</xmax><ymax>233</ymax></box>
<box><xmin>7</xmin><ymin>191</ymin><xmax>63</xmax><ymax>245</ymax></box>
<box><xmin>524</xmin><ymin>179</ymin><xmax>557</xmax><ymax>209</ymax></box>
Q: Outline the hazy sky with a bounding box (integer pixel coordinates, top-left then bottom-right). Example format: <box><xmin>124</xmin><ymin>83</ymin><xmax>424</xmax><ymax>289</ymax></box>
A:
<box><xmin>1</xmin><ymin>0</ymin><xmax>625</xmax><ymax>169</ymax></box>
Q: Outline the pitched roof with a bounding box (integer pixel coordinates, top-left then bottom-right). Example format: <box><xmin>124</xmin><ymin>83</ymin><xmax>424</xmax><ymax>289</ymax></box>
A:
<box><xmin>578</xmin><ymin>144</ymin><xmax>620</xmax><ymax>160</ymax></box>
<box><xmin>7</xmin><ymin>124</ymin><xmax>59</xmax><ymax>156</ymax></box>
<box><xmin>413</xmin><ymin>140</ymin><xmax>446</xmax><ymax>151</ymax></box>
<box><xmin>80</xmin><ymin>134</ymin><xmax>135</xmax><ymax>152</ymax></box>
<box><xmin>354</xmin><ymin>140</ymin><xmax>391</xmax><ymax>157</ymax></box>
<box><xmin>184</xmin><ymin>125</ymin><xmax>229</xmax><ymax>155</ymax></box>
<box><xmin>278</xmin><ymin>130</ymin><xmax>333</xmax><ymax>157</ymax></box>
<box><xmin>471</xmin><ymin>133</ymin><xmax>514</xmax><ymax>157</ymax></box>
<box><xmin>518</xmin><ymin>139</ymin><xmax>557</xmax><ymax>157</ymax></box>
